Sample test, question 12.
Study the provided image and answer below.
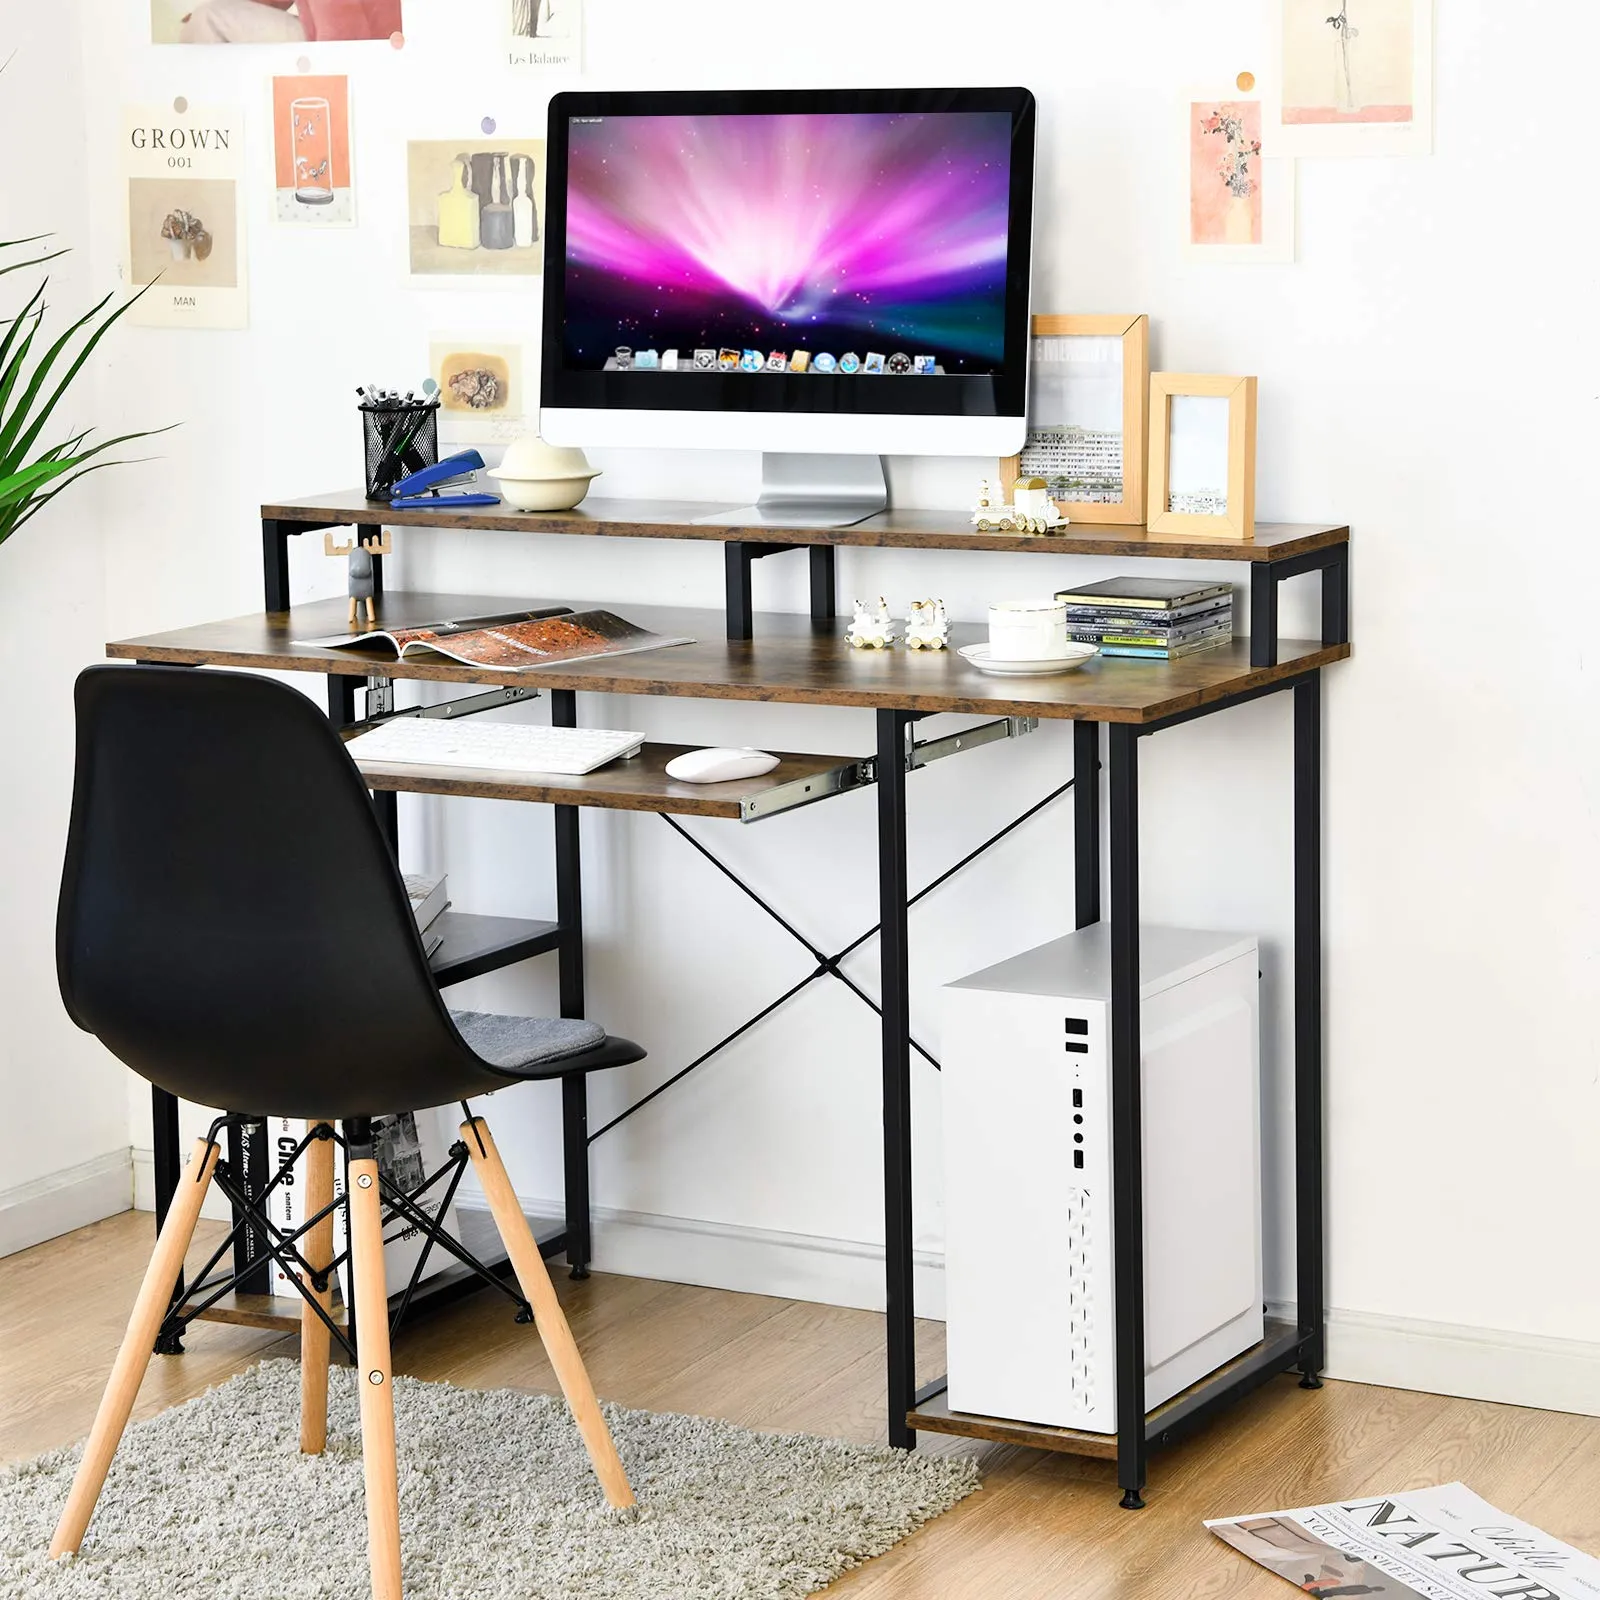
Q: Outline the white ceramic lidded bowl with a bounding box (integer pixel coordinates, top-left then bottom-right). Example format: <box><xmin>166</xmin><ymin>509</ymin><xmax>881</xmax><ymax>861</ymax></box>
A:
<box><xmin>490</xmin><ymin>435</ymin><xmax>603</xmax><ymax>511</ymax></box>
<box><xmin>988</xmin><ymin>599</ymin><xmax>1070</xmax><ymax>661</ymax></box>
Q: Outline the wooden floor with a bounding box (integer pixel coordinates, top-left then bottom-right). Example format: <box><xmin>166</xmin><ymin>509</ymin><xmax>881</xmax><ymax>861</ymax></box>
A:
<box><xmin>5</xmin><ymin>1211</ymin><xmax>1599</xmax><ymax>1598</ymax></box>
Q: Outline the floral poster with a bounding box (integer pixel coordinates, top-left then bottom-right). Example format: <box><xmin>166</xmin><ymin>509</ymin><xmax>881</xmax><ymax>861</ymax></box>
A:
<box><xmin>122</xmin><ymin>103</ymin><xmax>248</xmax><ymax>329</ymax></box>
<box><xmin>1269</xmin><ymin>0</ymin><xmax>1434</xmax><ymax>157</ymax></box>
<box><xmin>271</xmin><ymin>75</ymin><xmax>354</xmax><ymax>226</ymax></box>
<box><xmin>1184</xmin><ymin>97</ymin><xmax>1295</xmax><ymax>264</ymax></box>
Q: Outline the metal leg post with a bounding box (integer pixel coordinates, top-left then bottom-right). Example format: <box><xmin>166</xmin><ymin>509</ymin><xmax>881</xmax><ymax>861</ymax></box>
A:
<box><xmin>326</xmin><ymin>675</ymin><xmax>358</xmax><ymax>726</ymax></box>
<box><xmin>1294</xmin><ymin>673</ymin><xmax>1326</xmax><ymax>1385</ymax></box>
<box><xmin>551</xmin><ymin>689</ymin><xmax>592</xmax><ymax>1278</ymax></box>
<box><xmin>1074</xmin><ymin>721</ymin><xmax>1101</xmax><ymax>929</ymax></box>
<box><xmin>1250</xmin><ymin>565</ymin><xmax>1281</xmax><ymax>669</ymax></box>
<box><xmin>809</xmin><ymin>545</ymin><xmax>836</xmax><ymax>624</ymax></box>
<box><xmin>151</xmin><ymin>1085</ymin><xmax>187</xmax><ymax>1353</ymax></box>
<box><xmin>1108</xmin><ymin>723</ymin><xmax>1147</xmax><ymax>1508</ymax></box>
<box><xmin>877</xmin><ymin>709</ymin><xmax>916</xmax><ymax>1450</ymax></box>
<box><xmin>1322</xmin><ymin>544</ymin><xmax>1349</xmax><ymax>649</ymax></box>
<box><xmin>263</xmin><ymin>519</ymin><xmax>294</xmax><ymax>613</ymax></box>
<box><xmin>725</xmin><ymin>543</ymin><xmax>755</xmax><ymax>641</ymax></box>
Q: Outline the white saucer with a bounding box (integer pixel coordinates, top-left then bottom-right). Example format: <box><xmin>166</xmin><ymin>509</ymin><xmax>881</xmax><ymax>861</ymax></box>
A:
<box><xmin>958</xmin><ymin>643</ymin><xmax>1098</xmax><ymax>677</ymax></box>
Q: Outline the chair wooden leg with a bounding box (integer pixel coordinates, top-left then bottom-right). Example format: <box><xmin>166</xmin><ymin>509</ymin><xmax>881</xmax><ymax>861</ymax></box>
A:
<box><xmin>299</xmin><ymin>1124</ymin><xmax>337</xmax><ymax>1455</ymax></box>
<box><xmin>461</xmin><ymin>1115</ymin><xmax>635</xmax><ymax>1510</ymax></box>
<box><xmin>50</xmin><ymin>1137</ymin><xmax>220</xmax><ymax>1559</ymax></box>
<box><xmin>349</xmin><ymin>1151</ymin><xmax>404</xmax><ymax>1600</ymax></box>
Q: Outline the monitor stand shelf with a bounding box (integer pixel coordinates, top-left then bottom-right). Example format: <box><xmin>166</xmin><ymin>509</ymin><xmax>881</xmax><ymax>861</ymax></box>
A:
<box><xmin>260</xmin><ymin>490</ymin><xmax>1350</xmax><ymax>661</ymax></box>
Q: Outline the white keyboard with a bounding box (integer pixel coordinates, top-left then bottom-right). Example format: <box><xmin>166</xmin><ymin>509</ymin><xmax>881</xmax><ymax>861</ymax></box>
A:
<box><xmin>347</xmin><ymin>717</ymin><xmax>646</xmax><ymax>776</ymax></box>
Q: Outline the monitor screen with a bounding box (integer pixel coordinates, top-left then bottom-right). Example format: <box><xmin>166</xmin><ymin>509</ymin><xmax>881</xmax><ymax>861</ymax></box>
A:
<box><xmin>541</xmin><ymin>88</ymin><xmax>1035</xmax><ymax>430</ymax></box>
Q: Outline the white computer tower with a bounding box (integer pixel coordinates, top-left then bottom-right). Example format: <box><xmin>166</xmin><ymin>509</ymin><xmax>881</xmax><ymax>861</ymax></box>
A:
<box><xmin>940</xmin><ymin>924</ymin><xmax>1262</xmax><ymax>1432</ymax></box>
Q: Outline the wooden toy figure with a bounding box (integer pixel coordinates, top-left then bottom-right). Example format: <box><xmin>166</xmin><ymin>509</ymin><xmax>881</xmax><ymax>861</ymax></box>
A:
<box><xmin>325</xmin><ymin>528</ymin><xmax>393</xmax><ymax>625</ymax></box>
<box><xmin>846</xmin><ymin>597</ymin><xmax>895</xmax><ymax>649</ymax></box>
<box><xmin>904</xmin><ymin>598</ymin><xmax>950</xmax><ymax>650</ymax></box>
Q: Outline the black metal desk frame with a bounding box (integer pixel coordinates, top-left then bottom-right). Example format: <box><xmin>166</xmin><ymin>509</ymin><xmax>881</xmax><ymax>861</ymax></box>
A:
<box><xmin>142</xmin><ymin>505</ymin><xmax>1338</xmax><ymax>1506</ymax></box>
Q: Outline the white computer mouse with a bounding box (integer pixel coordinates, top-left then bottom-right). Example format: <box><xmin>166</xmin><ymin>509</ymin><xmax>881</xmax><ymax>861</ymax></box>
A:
<box><xmin>665</xmin><ymin>747</ymin><xmax>781</xmax><ymax>783</ymax></box>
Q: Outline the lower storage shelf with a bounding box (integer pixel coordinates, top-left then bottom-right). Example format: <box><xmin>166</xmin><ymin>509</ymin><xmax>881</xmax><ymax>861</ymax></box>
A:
<box><xmin>907</xmin><ymin>1318</ymin><xmax>1307</xmax><ymax>1459</ymax></box>
<box><xmin>428</xmin><ymin>911</ymin><xmax>561</xmax><ymax>987</ymax></box>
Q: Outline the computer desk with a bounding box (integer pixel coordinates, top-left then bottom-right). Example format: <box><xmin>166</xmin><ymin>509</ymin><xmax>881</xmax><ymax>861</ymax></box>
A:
<box><xmin>108</xmin><ymin>494</ymin><xmax>1351</xmax><ymax>1508</ymax></box>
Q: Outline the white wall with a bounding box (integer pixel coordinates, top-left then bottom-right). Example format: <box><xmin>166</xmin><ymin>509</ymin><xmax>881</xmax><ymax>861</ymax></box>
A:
<box><xmin>0</xmin><ymin>0</ymin><xmax>136</xmax><ymax>1255</ymax></box>
<box><xmin>38</xmin><ymin>0</ymin><xmax>1600</xmax><ymax>1410</ymax></box>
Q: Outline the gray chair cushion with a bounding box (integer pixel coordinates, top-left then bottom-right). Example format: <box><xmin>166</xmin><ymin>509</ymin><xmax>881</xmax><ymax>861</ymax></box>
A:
<box><xmin>450</xmin><ymin>1010</ymin><xmax>607</xmax><ymax>1073</ymax></box>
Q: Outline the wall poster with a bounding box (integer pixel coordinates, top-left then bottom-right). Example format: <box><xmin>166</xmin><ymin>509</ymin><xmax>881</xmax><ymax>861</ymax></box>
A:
<box><xmin>271</xmin><ymin>75</ymin><xmax>354</xmax><ymax>226</ymax></box>
<box><xmin>123</xmin><ymin>103</ymin><xmax>248</xmax><ymax>329</ymax></box>
<box><xmin>1269</xmin><ymin>0</ymin><xmax>1434</xmax><ymax>156</ymax></box>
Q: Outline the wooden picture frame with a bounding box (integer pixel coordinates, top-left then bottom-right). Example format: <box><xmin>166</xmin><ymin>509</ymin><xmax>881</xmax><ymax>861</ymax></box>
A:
<box><xmin>1147</xmin><ymin>372</ymin><xmax>1258</xmax><ymax>540</ymax></box>
<box><xmin>1001</xmin><ymin>314</ymin><xmax>1150</xmax><ymax>526</ymax></box>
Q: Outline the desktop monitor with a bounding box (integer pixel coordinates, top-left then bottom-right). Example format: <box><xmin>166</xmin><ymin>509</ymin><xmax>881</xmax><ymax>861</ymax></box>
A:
<box><xmin>539</xmin><ymin>87</ymin><xmax>1037</xmax><ymax>525</ymax></box>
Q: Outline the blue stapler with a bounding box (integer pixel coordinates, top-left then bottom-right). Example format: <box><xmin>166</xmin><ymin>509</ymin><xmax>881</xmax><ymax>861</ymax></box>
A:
<box><xmin>390</xmin><ymin>450</ymin><xmax>502</xmax><ymax>509</ymax></box>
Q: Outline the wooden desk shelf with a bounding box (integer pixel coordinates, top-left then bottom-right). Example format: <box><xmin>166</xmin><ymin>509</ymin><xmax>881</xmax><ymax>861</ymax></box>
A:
<box><xmin>428</xmin><ymin>911</ymin><xmax>560</xmax><ymax>987</ymax></box>
<box><xmin>353</xmin><ymin>740</ymin><xmax>867</xmax><ymax>823</ymax></box>
<box><xmin>259</xmin><ymin>491</ymin><xmax>1349</xmax><ymax>662</ymax></box>
<box><xmin>112</xmin><ymin>592</ymin><xmax>1350</xmax><ymax>727</ymax></box>
<box><xmin>264</xmin><ymin>487</ymin><xmax>1348</xmax><ymax>565</ymax></box>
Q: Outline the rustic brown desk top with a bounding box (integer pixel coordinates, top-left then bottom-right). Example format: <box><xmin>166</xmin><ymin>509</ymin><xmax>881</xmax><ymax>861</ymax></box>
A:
<box><xmin>263</xmin><ymin>489</ymin><xmax>1349</xmax><ymax>565</ymax></box>
<box><xmin>108</xmin><ymin>592</ymin><xmax>1348</xmax><ymax>725</ymax></box>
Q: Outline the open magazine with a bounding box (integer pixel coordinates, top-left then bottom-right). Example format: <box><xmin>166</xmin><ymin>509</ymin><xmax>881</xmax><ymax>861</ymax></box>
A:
<box><xmin>298</xmin><ymin>607</ymin><xmax>693</xmax><ymax>672</ymax></box>
<box><xmin>1209</xmin><ymin>1483</ymin><xmax>1600</xmax><ymax>1600</ymax></box>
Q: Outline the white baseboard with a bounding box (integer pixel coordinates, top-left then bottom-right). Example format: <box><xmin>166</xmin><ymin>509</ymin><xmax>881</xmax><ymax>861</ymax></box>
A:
<box><xmin>457</xmin><ymin>1196</ymin><xmax>948</xmax><ymax>1318</ymax></box>
<box><xmin>130</xmin><ymin>1158</ymin><xmax>1600</xmax><ymax>1419</ymax></box>
<box><xmin>1288</xmin><ymin>1302</ymin><xmax>1600</xmax><ymax>1419</ymax></box>
<box><xmin>0</xmin><ymin>1148</ymin><xmax>134</xmax><ymax>1258</ymax></box>
<box><xmin>132</xmin><ymin>1145</ymin><xmax>233</xmax><ymax>1222</ymax></box>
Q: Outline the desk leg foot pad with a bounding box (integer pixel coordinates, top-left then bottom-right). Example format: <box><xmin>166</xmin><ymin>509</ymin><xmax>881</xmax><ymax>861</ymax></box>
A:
<box><xmin>568</xmin><ymin>1264</ymin><xmax>590</xmax><ymax>1282</ymax></box>
<box><xmin>1299</xmin><ymin>1373</ymin><xmax>1324</xmax><ymax>1390</ymax></box>
<box><xmin>1120</xmin><ymin>1490</ymin><xmax>1146</xmax><ymax>1511</ymax></box>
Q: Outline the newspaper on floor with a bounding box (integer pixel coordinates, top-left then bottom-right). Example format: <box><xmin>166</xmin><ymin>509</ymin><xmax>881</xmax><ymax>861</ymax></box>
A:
<box><xmin>1207</xmin><ymin>1483</ymin><xmax>1600</xmax><ymax>1600</ymax></box>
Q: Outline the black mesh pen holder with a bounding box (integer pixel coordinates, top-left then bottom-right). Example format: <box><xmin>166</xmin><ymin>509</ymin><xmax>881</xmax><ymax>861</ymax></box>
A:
<box><xmin>361</xmin><ymin>399</ymin><xmax>439</xmax><ymax>500</ymax></box>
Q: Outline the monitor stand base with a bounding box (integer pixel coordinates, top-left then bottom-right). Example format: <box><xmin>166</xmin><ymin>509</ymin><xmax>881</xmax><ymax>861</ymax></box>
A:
<box><xmin>693</xmin><ymin>453</ymin><xmax>888</xmax><ymax>530</ymax></box>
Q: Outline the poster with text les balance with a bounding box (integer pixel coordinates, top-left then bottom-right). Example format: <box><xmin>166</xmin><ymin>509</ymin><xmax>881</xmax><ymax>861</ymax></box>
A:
<box><xmin>123</xmin><ymin>105</ymin><xmax>248</xmax><ymax>329</ymax></box>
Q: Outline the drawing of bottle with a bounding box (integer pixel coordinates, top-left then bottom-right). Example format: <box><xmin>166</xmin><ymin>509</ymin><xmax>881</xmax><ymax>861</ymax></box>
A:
<box><xmin>290</xmin><ymin>96</ymin><xmax>334</xmax><ymax>205</ymax></box>
<box><xmin>436</xmin><ymin>156</ymin><xmax>481</xmax><ymax>250</ymax></box>
<box><xmin>481</xmin><ymin>154</ymin><xmax>515</xmax><ymax>251</ymax></box>
<box><xmin>512</xmin><ymin>156</ymin><xmax>536</xmax><ymax>249</ymax></box>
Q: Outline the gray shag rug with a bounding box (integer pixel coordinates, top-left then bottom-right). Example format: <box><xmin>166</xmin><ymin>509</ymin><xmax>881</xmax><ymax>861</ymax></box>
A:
<box><xmin>0</xmin><ymin>1359</ymin><xmax>978</xmax><ymax>1598</ymax></box>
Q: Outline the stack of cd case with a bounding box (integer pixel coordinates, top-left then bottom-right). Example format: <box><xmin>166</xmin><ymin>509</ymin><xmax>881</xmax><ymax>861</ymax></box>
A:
<box><xmin>1053</xmin><ymin>578</ymin><xmax>1234</xmax><ymax>661</ymax></box>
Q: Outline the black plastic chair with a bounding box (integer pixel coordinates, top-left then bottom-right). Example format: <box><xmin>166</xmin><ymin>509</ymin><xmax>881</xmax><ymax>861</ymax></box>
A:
<box><xmin>51</xmin><ymin>664</ymin><xmax>645</xmax><ymax>1598</ymax></box>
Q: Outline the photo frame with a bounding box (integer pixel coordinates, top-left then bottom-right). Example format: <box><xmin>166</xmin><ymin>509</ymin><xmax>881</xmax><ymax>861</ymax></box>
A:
<box><xmin>1147</xmin><ymin>373</ymin><xmax>1258</xmax><ymax>540</ymax></box>
<box><xmin>1001</xmin><ymin>314</ymin><xmax>1149</xmax><ymax>525</ymax></box>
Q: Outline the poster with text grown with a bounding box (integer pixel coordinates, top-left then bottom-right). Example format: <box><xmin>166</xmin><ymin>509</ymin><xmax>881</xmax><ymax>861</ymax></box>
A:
<box><xmin>123</xmin><ymin>104</ymin><xmax>248</xmax><ymax>329</ymax></box>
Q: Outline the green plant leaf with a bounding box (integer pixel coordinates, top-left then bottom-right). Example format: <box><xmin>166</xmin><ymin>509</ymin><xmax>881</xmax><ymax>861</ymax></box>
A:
<box><xmin>0</xmin><ymin>280</ymin><xmax>47</xmax><ymax>413</ymax></box>
<box><xmin>0</xmin><ymin>280</ymin><xmax>157</xmax><ymax>471</ymax></box>
<box><xmin>0</xmin><ymin>285</ymin><xmax>116</xmax><ymax>465</ymax></box>
<box><xmin>0</xmin><ymin>456</ymin><xmax>77</xmax><ymax>506</ymax></box>
<box><xmin>0</xmin><ymin>455</ymin><xmax>146</xmax><ymax>543</ymax></box>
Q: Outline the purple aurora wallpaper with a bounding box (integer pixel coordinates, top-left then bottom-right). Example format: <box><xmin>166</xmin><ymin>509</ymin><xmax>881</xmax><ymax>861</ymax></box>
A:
<box><xmin>561</xmin><ymin>111</ymin><xmax>1015</xmax><ymax>374</ymax></box>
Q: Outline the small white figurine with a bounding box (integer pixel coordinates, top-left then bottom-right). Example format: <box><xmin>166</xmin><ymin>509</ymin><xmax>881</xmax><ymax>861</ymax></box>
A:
<box><xmin>904</xmin><ymin>598</ymin><xmax>950</xmax><ymax>651</ymax></box>
<box><xmin>971</xmin><ymin>476</ymin><xmax>1071</xmax><ymax>535</ymax></box>
<box><xmin>847</xmin><ymin>596</ymin><xmax>896</xmax><ymax>649</ymax></box>
<box><xmin>1012</xmin><ymin>478</ymin><xmax>1071</xmax><ymax>533</ymax></box>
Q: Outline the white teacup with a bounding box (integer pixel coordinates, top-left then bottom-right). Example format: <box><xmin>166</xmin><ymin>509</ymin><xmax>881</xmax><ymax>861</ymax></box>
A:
<box><xmin>989</xmin><ymin>599</ymin><xmax>1069</xmax><ymax>661</ymax></box>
